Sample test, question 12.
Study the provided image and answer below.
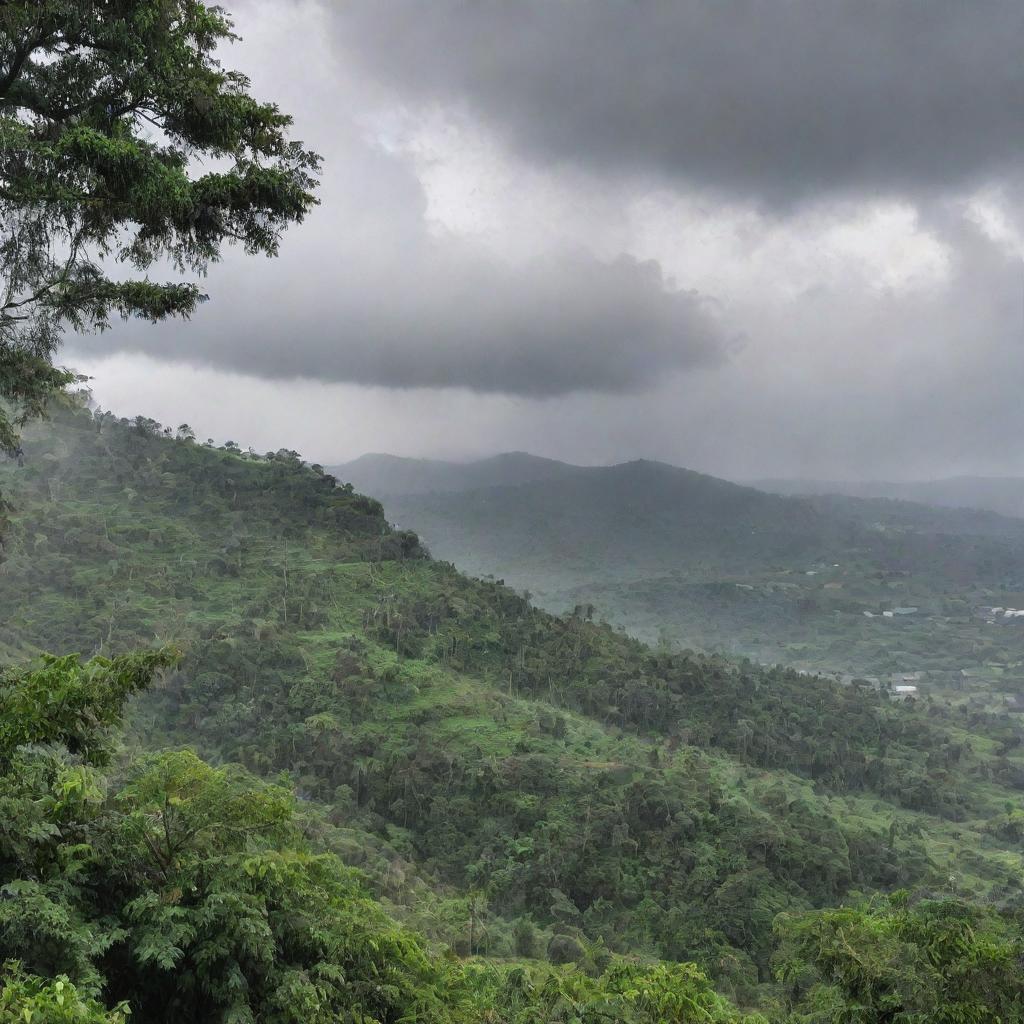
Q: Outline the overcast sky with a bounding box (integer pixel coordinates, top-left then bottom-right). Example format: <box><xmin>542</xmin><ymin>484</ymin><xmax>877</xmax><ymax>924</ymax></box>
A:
<box><xmin>68</xmin><ymin>0</ymin><xmax>1024</xmax><ymax>480</ymax></box>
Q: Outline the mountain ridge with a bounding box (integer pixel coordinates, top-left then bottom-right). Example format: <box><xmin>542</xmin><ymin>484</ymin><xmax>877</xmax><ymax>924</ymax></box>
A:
<box><xmin>335</xmin><ymin>450</ymin><xmax>1024</xmax><ymax>522</ymax></box>
<box><xmin>755</xmin><ymin>474</ymin><xmax>1024</xmax><ymax>520</ymax></box>
<box><xmin>331</xmin><ymin>450</ymin><xmax>586</xmax><ymax>497</ymax></box>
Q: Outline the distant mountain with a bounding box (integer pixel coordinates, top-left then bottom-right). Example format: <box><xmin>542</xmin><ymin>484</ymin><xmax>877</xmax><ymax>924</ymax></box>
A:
<box><xmin>330</xmin><ymin>451</ymin><xmax>582</xmax><ymax>497</ymax></box>
<box><xmin>754</xmin><ymin>476</ymin><xmax>1024</xmax><ymax>520</ymax></box>
<box><xmin>356</xmin><ymin>453</ymin><xmax>1024</xmax><ymax>676</ymax></box>
<box><xmin>363</xmin><ymin>453</ymin><xmax>1024</xmax><ymax>577</ymax></box>
<box><xmin>386</xmin><ymin>458</ymin><xmax>852</xmax><ymax>579</ymax></box>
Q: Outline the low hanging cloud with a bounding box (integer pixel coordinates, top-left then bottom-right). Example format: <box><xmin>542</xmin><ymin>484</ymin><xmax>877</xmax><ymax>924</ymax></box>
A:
<box><xmin>68</xmin><ymin>5</ymin><xmax>727</xmax><ymax>398</ymax></box>
<box><xmin>328</xmin><ymin>0</ymin><xmax>1024</xmax><ymax>207</ymax></box>
<box><xmin>92</xmin><ymin>246</ymin><xmax>723</xmax><ymax>395</ymax></box>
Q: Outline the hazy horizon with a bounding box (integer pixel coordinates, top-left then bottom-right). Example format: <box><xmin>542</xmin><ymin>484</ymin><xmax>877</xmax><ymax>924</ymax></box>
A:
<box><xmin>328</xmin><ymin>448</ymin><xmax>1024</xmax><ymax>489</ymax></box>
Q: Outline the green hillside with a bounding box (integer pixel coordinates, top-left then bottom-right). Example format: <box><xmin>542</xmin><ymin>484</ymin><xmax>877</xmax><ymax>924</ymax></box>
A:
<box><xmin>362</xmin><ymin>457</ymin><xmax>1024</xmax><ymax>680</ymax></box>
<box><xmin>3</xmin><ymin>649</ymin><xmax>765</xmax><ymax>1024</ymax></box>
<box><xmin>5</xmin><ymin>405</ymin><xmax>1024</xmax><ymax>1019</ymax></box>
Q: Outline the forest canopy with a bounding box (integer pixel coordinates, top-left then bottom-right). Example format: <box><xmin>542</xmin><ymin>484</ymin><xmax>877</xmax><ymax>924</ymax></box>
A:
<box><xmin>4</xmin><ymin>405</ymin><xmax>1024</xmax><ymax>1021</ymax></box>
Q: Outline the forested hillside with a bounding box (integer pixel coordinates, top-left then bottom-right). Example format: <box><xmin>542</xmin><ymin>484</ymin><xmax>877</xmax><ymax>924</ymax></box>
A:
<box><xmin>362</xmin><ymin>456</ymin><xmax>1024</xmax><ymax>678</ymax></box>
<box><xmin>6</xmin><ymin>404</ymin><xmax>1024</xmax><ymax>1019</ymax></box>
<box><xmin>5</xmin><ymin>0</ymin><xmax>1024</xmax><ymax>1018</ymax></box>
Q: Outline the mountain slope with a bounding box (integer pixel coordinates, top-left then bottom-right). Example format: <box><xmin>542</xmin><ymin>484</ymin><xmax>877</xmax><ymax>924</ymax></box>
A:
<box><xmin>5</xmin><ymin>408</ymin><xmax>1024</xmax><ymax>992</ymax></box>
<box><xmin>756</xmin><ymin>475</ymin><xmax>1024</xmax><ymax>520</ymax></box>
<box><xmin>385</xmin><ymin>458</ymin><xmax>879</xmax><ymax>569</ymax></box>
<box><xmin>331</xmin><ymin>451</ymin><xmax>583</xmax><ymax>497</ymax></box>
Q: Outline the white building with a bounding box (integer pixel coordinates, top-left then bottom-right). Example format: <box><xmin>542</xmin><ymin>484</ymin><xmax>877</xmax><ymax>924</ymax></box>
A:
<box><xmin>891</xmin><ymin>684</ymin><xmax>918</xmax><ymax>699</ymax></box>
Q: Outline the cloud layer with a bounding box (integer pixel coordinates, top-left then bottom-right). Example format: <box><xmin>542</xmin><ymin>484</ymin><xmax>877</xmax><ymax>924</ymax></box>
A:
<box><xmin>78</xmin><ymin>3</ymin><xmax>724</xmax><ymax>396</ymax></box>
<box><xmin>99</xmin><ymin>249</ymin><xmax>722</xmax><ymax>395</ymax></box>
<box><xmin>68</xmin><ymin>0</ymin><xmax>1024</xmax><ymax>478</ymax></box>
<box><xmin>330</xmin><ymin>0</ymin><xmax>1024</xmax><ymax>206</ymax></box>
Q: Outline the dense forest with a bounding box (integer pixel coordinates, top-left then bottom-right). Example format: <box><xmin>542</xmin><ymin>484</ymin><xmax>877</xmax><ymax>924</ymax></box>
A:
<box><xmin>5</xmin><ymin>403</ymin><xmax>1024</xmax><ymax>1019</ymax></box>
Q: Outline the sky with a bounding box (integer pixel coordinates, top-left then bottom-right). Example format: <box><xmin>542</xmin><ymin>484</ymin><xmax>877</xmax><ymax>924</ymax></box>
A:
<box><xmin>67</xmin><ymin>0</ymin><xmax>1024</xmax><ymax>481</ymax></box>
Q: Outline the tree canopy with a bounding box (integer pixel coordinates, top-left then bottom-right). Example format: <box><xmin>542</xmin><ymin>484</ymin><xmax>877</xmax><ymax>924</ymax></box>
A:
<box><xmin>774</xmin><ymin>894</ymin><xmax>1024</xmax><ymax>1023</ymax></box>
<box><xmin>0</xmin><ymin>0</ymin><xmax>320</xmax><ymax>452</ymax></box>
<box><xmin>0</xmin><ymin>650</ymin><xmax>754</xmax><ymax>1024</ymax></box>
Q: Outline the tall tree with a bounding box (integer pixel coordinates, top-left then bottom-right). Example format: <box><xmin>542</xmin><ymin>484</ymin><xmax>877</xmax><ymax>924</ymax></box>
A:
<box><xmin>0</xmin><ymin>0</ymin><xmax>320</xmax><ymax>454</ymax></box>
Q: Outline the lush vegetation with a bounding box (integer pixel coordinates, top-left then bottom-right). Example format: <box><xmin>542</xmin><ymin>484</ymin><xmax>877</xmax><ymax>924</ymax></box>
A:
<box><xmin>5</xmin><ymin>406</ymin><xmax>1024</xmax><ymax>1018</ymax></box>
<box><xmin>4</xmin><ymin>5</ymin><xmax>1024</xmax><ymax>1018</ymax></box>
<box><xmin>2</xmin><ymin>649</ymin><xmax>766</xmax><ymax>1023</ymax></box>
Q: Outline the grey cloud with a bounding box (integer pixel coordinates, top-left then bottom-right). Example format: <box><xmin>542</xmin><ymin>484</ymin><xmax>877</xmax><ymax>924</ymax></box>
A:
<box><xmin>67</xmin><ymin>8</ymin><xmax>727</xmax><ymax>397</ymax></box>
<box><xmin>67</xmin><ymin>0</ymin><xmax>1024</xmax><ymax>479</ymax></box>
<box><xmin>76</xmin><ymin>215</ymin><xmax>1024</xmax><ymax>480</ymax></box>
<box><xmin>69</xmin><ymin>44</ymin><xmax>726</xmax><ymax>399</ymax></box>
<box><xmin>74</xmin><ymin>201</ymin><xmax>1024</xmax><ymax>479</ymax></box>
<box><xmin>329</xmin><ymin>0</ymin><xmax>1024</xmax><ymax>206</ymax></box>
<box><xmin>317</xmin><ymin>253</ymin><xmax>724</xmax><ymax>394</ymax></box>
<box><xmin>666</xmin><ymin>212</ymin><xmax>1024</xmax><ymax>480</ymax></box>
<box><xmin>91</xmin><ymin>247</ymin><xmax>723</xmax><ymax>395</ymax></box>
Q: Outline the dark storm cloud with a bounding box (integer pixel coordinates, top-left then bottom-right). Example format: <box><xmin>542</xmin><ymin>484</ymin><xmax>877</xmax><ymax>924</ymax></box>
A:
<box><xmin>330</xmin><ymin>0</ymin><xmax>1024</xmax><ymax>205</ymax></box>
<box><xmin>78</xmin><ymin>74</ymin><xmax>726</xmax><ymax>397</ymax></box>
<box><xmin>68</xmin><ymin>0</ymin><xmax>1024</xmax><ymax>478</ymax></box>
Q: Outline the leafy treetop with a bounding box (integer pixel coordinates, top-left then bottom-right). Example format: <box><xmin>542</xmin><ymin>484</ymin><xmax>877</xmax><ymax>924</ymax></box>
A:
<box><xmin>0</xmin><ymin>0</ymin><xmax>320</xmax><ymax>451</ymax></box>
<box><xmin>0</xmin><ymin>647</ymin><xmax>177</xmax><ymax>769</ymax></box>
